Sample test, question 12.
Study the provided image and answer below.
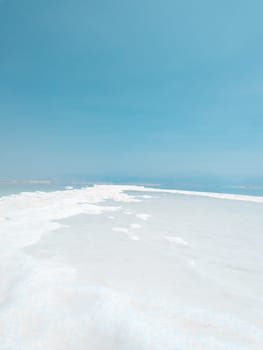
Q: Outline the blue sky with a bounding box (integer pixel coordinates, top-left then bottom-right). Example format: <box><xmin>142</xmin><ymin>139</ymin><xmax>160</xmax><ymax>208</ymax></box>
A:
<box><xmin>0</xmin><ymin>0</ymin><xmax>263</xmax><ymax>182</ymax></box>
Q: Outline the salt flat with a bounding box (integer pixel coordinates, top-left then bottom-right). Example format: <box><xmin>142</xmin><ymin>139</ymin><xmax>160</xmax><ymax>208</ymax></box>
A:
<box><xmin>0</xmin><ymin>185</ymin><xmax>263</xmax><ymax>350</ymax></box>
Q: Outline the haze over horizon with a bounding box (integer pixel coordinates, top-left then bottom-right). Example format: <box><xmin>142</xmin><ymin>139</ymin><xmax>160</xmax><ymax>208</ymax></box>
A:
<box><xmin>1</xmin><ymin>3</ymin><xmax>263</xmax><ymax>347</ymax></box>
<box><xmin>1</xmin><ymin>0</ymin><xmax>263</xmax><ymax>182</ymax></box>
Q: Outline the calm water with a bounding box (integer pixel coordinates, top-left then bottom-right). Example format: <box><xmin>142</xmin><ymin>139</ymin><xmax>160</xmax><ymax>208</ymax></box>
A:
<box><xmin>1</xmin><ymin>179</ymin><xmax>263</xmax><ymax>197</ymax></box>
<box><xmin>0</xmin><ymin>183</ymin><xmax>87</xmax><ymax>197</ymax></box>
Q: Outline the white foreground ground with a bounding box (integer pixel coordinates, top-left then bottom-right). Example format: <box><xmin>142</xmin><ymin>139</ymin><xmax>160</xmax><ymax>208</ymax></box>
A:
<box><xmin>0</xmin><ymin>185</ymin><xmax>263</xmax><ymax>350</ymax></box>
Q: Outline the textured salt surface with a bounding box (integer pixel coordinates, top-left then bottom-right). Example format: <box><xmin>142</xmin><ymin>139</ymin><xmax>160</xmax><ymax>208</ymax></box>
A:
<box><xmin>0</xmin><ymin>185</ymin><xmax>263</xmax><ymax>349</ymax></box>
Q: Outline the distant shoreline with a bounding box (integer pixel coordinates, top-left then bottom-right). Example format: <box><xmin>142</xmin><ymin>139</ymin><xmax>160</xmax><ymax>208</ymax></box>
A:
<box><xmin>1</xmin><ymin>183</ymin><xmax>263</xmax><ymax>203</ymax></box>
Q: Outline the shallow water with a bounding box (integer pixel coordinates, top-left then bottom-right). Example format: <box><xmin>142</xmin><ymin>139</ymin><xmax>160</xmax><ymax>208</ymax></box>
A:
<box><xmin>0</xmin><ymin>185</ymin><xmax>262</xmax><ymax>349</ymax></box>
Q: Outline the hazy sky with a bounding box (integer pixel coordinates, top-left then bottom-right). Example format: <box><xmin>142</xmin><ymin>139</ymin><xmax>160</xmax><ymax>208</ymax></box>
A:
<box><xmin>1</xmin><ymin>0</ymin><xmax>263</xmax><ymax>181</ymax></box>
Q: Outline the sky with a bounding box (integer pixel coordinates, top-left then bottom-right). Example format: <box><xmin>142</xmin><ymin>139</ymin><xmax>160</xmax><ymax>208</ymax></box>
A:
<box><xmin>0</xmin><ymin>0</ymin><xmax>263</xmax><ymax>183</ymax></box>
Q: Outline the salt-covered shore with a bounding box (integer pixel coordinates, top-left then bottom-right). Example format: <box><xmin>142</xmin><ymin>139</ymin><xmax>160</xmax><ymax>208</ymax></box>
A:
<box><xmin>0</xmin><ymin>185</ymin><xmax>263</xmax><ymax>349</ymax></box>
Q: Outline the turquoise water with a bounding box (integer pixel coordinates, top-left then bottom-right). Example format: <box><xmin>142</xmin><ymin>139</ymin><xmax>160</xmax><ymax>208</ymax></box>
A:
<box><xmin>155</xmin><ymin>182</ymin><xmax>263</xmax><ymax>196</ymax></box>
<box><xmin>0</xmin><ymin>183</ymin><xmax>86</xmax><ymax>197</ymax></box>
<box><xmin>67</xmin><ymin>175</ymin><xmax>263</xmax><ymax>196</ymax></box>
<box><xmin>1</xmin><ymin>179</ymin><xmax>263</xmax><ymax>197</ymax></box>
